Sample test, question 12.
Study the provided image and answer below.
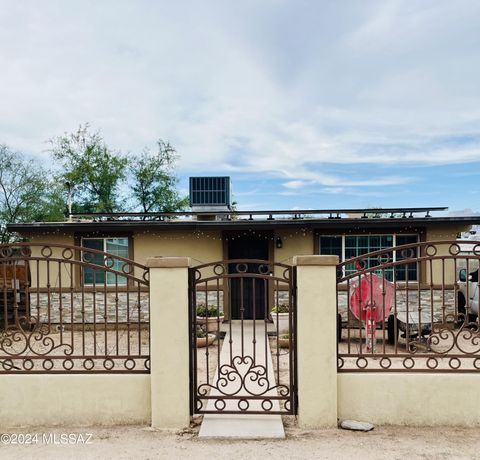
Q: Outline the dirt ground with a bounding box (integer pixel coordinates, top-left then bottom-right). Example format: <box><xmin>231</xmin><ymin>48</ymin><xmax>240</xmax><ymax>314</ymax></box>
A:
<box><xmin>1</xmin><ymin>423</ymin><xmax>480</xmax><ymax>460</ymax></box>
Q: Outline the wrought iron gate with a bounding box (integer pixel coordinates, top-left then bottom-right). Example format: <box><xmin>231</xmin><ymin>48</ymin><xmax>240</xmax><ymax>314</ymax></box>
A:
<box><xmin>189</xmin><ymin>259</ymin><xmax>297</xmax><ymax>415</ymax></box>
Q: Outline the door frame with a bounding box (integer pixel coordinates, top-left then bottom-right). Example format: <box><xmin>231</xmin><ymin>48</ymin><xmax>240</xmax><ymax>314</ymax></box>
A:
<box><xmin>222</xmin><ymin>230</ymin><xmax>274</xmax><ymax>321</ymax></box>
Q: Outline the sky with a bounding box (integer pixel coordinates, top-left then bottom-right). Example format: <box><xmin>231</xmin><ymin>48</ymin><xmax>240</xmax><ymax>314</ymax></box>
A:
<box><xmin>0</xmin><ymin>0</ymin><xmax>479</xmax><ymax>214</ymax></box>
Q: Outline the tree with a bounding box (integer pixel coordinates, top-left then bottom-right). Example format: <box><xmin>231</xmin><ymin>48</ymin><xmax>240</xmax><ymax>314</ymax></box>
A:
<box><xmin>0</xmin><ymin>145</ymin><xmax>65</xmax><ymax>243</ymax></box>
<box><xmin>129</xmin><ymin>140</ymin><xmax>188</xmax><ymax>214</ymax></box>
<box><xmin>50</xmin><ymin>125</ymin><xmax>128</xmax><ymax>213</ymax></box>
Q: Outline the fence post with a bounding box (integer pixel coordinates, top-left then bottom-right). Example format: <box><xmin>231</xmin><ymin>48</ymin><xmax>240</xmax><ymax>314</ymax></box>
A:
<box><xmin>294</xmin><ymin>255</ymin><xmax>339</xmax><ymax>428</ymax></box>
<box><xmin>147</xmin><ymin>256</ymin><xmax>191</xmax><ymax>429</ymax></box>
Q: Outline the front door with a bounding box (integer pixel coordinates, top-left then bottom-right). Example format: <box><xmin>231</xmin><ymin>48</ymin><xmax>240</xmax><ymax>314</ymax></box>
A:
<box><xmin>227</xmin><ymin>233</ymin><xmax>271</xmax><ymax>320</ymax></box>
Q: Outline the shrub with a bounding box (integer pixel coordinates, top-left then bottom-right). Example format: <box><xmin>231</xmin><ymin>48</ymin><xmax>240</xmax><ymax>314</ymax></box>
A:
<box><xmin>196</xmin><ymin>328</ymin><xmax>208</xmax><ymax>338</ymax></box>
<box><xmin>196</xmin><ymin>304</ymin><xmax>224</xmax><ymax>318</ymax></box>
<box><xmin>271</xmin><ymin>304</ymin><xmax>289</xmax><ymax>313</ymax></box>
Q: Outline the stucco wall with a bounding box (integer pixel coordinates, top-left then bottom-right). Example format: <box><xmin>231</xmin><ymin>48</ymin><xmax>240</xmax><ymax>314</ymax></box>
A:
<box><xmin>21</xmin><ymin>229</ymin><xmax>317</xmax><ymax>284</ymax></box>
<box><xmin>13</xmin><ymin>223</ymin><xmax>473</xmax><ymax>288</ymax></box>
<box><xmin>0</xmin><ymin>374</ymin><xmax>150</xmax><ymax>428</ymax></box>
<box><xmin>273</xmin><ymin>229</ymin><xmax>314</xmax><ymax>263</ymax></box>
<box><xmin>425</xmin><ymin>224</ymin><xmax>469</xmax><ymax>284</ymax></box>
<box><xmin>133</xmin><ymin>230</ymin><xmax>223</xmax><ymax>267</ymax></box>
<box><xmin>27</xmin><ymin>233</ymin><xmax>75</xmax><ymax>246</ymax></box>
<box><xmin>338</xmin><ymin>373</ymin><xmax>480</xmax><ymax>426</ymax></box>
<box><xmin>24</xmin><ymin>233</ymin><xmax>75</xmax><ymax>289</ymax></box>
<box><xmin>272</xmin><ymin>230</ymin><xmax>313</xmax><ymax>280</ymax></box>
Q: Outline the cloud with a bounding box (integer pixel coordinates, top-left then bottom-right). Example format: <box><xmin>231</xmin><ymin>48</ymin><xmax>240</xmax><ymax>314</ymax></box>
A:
<box><xmin>0</xmin><ymin>0</ymin><xmax>479</xmax><ymax>192</ymax></box>
<box><xmin>283</xmin><ymin>180</ymin><xmax>313</xmax><ymax>189</ymax></box>
<box><xmin>449</xmin><ymin>209</ymin><xmax>480</xmax><ymax>217</ymax></box>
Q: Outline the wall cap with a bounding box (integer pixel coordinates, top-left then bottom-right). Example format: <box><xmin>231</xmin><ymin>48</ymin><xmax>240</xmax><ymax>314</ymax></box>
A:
<box><xmin>293</xmin><ymin>255</ymin><xmax>339</xmax><ymax>266</ymax></box>
<box><xmin>146</xmin><ymin>257</ymin><xmax>191</xmax><ymax>268</ymax></box>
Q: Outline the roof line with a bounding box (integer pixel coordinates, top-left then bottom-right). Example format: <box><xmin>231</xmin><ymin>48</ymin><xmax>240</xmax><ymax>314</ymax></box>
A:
<box><xmin>68</xmin><ymin>207</ymin><xmax>448</xmax><ymax>220</ymax></box>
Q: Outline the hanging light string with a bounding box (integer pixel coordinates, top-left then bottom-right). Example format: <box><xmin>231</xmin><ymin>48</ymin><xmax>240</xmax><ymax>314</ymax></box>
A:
<box><xmin>31</xmin><ymin>225</ymin><xmax>430</xmax><ymax>242</ymax></box>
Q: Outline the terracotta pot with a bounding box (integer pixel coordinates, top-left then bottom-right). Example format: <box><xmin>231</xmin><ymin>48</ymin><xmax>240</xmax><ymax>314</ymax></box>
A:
<box><xmin>196</xmin><ymin>334</ymin><xmax>216</xmax><ymax>348</ymax></box>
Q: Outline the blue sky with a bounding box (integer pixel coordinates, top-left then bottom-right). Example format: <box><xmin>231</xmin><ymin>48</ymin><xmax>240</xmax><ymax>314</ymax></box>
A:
<box><xmin>0</xmin><ymin>0</ymin><xmax>479</xmax><ymax>214</ymax></box>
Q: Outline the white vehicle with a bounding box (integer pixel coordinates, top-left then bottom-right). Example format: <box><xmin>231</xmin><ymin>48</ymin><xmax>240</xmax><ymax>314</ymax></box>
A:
<box><xmin>457</xmin><ymin>268</ymin><xmax>479</xmax><ymax>318</ymax></box>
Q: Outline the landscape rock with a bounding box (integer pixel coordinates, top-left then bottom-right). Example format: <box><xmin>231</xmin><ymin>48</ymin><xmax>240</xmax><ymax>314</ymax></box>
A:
<box><xmin>340</xmin><ymin>420</ymin><xmax>375</xmax><ymax>432</ymax></box>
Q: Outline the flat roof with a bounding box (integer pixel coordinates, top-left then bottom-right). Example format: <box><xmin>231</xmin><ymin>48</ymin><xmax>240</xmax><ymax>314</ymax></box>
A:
<box><xmin>8</xmin><ymin>207</ymin><xmax>480</xmax><ymax>233</ymax></box>
<box><xmin>7</xmin><ymin>216</ymin><xmax>480</xmax><ymax>233</ymax></box>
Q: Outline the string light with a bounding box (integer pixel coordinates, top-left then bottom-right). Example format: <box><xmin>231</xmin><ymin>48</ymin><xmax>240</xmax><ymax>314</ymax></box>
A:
<box><xmin>30</xmin><ymin>225</ymin><xmax>462</xmax><ymax>241</ymax></box>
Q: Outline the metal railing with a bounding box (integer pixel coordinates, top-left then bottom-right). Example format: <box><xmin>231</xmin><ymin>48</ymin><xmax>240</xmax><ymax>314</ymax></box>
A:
<box><xmin>0</xmin><ymin>243</ymin><xmax>150</xmax><ymax>373</ymax></box>
<box><xmin>337</xmin><ymin>240</ymin><xmax>480</xmax><ymax>372</ymax></box>
<box><xmin>68</xmin><ymin>207</ymin><xmax>447</xmax><ymax>221</ymax></box>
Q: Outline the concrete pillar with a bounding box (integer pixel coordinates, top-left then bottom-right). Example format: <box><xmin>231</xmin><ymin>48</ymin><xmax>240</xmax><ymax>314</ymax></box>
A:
<box><xmin>294</xmin><ymin>255</ymin><xmax>339</xmax><ymax>428</ymax></box>
<box><xmin>147</xmin><ymin>256</ymin><xmax>191</xmax><ymax>429</ymax></box>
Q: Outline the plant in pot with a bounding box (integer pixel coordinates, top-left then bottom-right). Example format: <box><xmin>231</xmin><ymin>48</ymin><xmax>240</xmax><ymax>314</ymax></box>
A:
<box><xmin>277</xmin><ymin>332</ymin><xmax>290</xmax><ymax>349</ymax></box>
<box><xmin>271</xmin><ymin>304</ymin><xmax>290</xmax><ymax>333</ymax></box>
<box><xmin>196</xmin><ymin>326</ymin><xmax>216</xmax><ymax>348</ymax></box>
<box><xmin>196</xmin><ymin>304</ymin><xmax>224</xmax><ymax>332</ymax></box>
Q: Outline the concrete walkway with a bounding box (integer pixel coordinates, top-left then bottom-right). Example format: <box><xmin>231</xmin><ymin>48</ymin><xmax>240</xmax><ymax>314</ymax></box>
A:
<box><xmin>198</xmin><ymin>321</ymin><xmax>285</xmax><ymax>439</ymax></box>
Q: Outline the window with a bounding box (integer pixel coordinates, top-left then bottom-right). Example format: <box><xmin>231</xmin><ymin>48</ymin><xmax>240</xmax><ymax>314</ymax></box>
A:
<box><xmin>82</xmin><ymin>238</ymin><xmax>129</xmax><ymax>285</ymax></box>
<box><xmin>319</xmin><ymin>234</ymin><xmax>418</xmax><ymax>281</ymax></box>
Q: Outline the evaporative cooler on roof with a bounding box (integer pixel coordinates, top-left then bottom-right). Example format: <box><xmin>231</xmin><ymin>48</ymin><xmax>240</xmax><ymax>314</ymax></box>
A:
<box><xmin>189</xmin><ymin>177</ymin><xmax>231</xmax><ymax>212</ymax></box>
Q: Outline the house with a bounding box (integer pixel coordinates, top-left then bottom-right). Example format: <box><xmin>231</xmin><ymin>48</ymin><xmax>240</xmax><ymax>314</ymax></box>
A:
<box><xmin>6</xmin><ymin>177</ymin><xmax>480</xmax><ymax>322</ymax></box>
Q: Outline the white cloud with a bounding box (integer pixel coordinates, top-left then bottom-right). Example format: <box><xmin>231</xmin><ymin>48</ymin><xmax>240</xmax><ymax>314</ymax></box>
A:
<box><xmin>283</xmin><ymin>180</ymin><xmax>313</xmax><ymax>189</ymax></box>
<box><xmin>449</xmin><ymin>209</ymin><xmax>480</xmax><ymax>217</ymax></box>
<box><xmin>0</xmin><ymin>0</ymin><xmax>479</xmax><ymax>189</ymax></box>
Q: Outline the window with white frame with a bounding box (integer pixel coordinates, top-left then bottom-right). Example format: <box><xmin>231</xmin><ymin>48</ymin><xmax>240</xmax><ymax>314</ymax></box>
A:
<box><xmin>319</xmin><ymin>234</ymin><xmax>419</xmax><ymax>281</ymax></box>
<box><xmin>81</xmin><ymin>238</ymin><xmax>129</xmax><ymax>285</ymax></box>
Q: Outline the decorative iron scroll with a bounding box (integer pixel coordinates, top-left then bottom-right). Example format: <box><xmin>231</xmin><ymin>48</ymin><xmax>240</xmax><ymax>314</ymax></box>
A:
<box><xmin>0</xmin><ymin>243</ymin><xmax>150</xmax><ymax>373</ymax></box>
<box><xmin>189</xmin><ymin>259</ymin><xmax>297</xmax><ymax>415</ymax></box>
<box><xmin>337</xmin><ymin>240</ymin><xmax>480</xmax><ymax>372</ymax></box>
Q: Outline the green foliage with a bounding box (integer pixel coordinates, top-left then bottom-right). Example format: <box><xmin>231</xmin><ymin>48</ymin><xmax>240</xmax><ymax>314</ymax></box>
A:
<box><xmin>196</xmin><ymin>304</ymin><xmax>224</xmax><ymax>318</ymax></box>
<box><xmin>50</xmin><ymin>124</ymin><xmax>128</xmax><ymax>213</ymax></box>
<box><xmin>0</xmin><ymin>146</ymin><xmax>65</xmax><ymax>243</ymax></box>
<box><xmin>1</xmin><ymin>124</ymin><xmax>188</xmax><ymax>237</ymax></box>
<box><xmin>272</xmin><ymin>304</ymin><xmax>289</xmax><ymax>313</ymax></box>
<box><xmin>50</xmin><ymin>125</ymin><xmax>187</xmax><ymax>214</ymax></box>
<box><xmin>129</xmin><ymin>140</ymin><xmax>188</xmax><ymax>213</ymax></box>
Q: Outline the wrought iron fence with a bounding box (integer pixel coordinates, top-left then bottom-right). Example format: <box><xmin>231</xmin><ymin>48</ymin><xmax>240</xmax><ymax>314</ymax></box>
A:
<box><xmin>0</xmin><ymin>243</ymin><xmax>150</xmax><ymax>373</ymax></box>
<box><xmin>189</xmin><ymin>259</ymin><xmax>297</xmax><ymax>415</ymax></box>
<box><xmin>337</xmin><ymin>240</ymin><xmax>480</xmax><ymax>372</ymax></box>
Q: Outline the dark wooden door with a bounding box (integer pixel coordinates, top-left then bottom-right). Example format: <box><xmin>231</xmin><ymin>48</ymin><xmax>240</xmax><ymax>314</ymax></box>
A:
<box><xmin>227</xmin><ymin>234</ymin><xmax>270</xmax><ymax>320</ymax></box>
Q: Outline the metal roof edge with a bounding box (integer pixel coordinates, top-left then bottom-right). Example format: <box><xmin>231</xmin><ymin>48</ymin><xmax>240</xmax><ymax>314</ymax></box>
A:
<box><xmin>6</xmin><ymin>216</ymin><xmax>480</xmax><ymax>233</ymax></box>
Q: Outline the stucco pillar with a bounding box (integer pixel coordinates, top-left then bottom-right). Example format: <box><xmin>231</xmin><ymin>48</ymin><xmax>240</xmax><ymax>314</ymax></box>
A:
<box><xmin>147</xmin><ymin>256</ymin><xmax>191</xmax><ymax>429</ymax></box>
<box><xmin>294</xmin><ymin>255</ymin><xmax>339</xmax><ymax>428</ymax></box>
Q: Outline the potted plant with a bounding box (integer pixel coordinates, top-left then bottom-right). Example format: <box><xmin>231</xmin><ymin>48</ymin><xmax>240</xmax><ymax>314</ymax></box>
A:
<box><xmin>196</xmin><ymin>304</ymin><xmax>224</xmax><ymax>332</ymax></box>
<box><xmin>196</xmin><ymin>327</ymin><xmax>216</xmax><ymax>348</ymax></box>
<box><xmin>271</xmin><ymin>304</ymin><xmax>290</xmax><ymax>333</ymax></box>
<box><xmin>277</xmin><ymin>332</ymin><xmax>290</xmax><ymax>349</ymax></box>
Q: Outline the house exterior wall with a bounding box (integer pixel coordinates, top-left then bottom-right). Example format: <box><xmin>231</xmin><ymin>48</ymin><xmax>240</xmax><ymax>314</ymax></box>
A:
<box><xmin>271</xmin><ymin>230</ymin><xmax>314</xmax><ymax>284</ymax></box>
<box><xmin>273</xmin><ymin>229</ymin><xmax>314</xmax><ymax>268</ymax></box>
<box><xmin>13</xmin><ymin>222</ymin><xmax>470</xmax><ymax>289</ymax></box>
<box><xmin>133</xmin><ymin>230</ymin><xmax>223</xmax><ymax>267</ymax></box>
<box><xmin>425</xmin><ymin>224</ymin><xmax>467</xmax><ymax>285</ymax></box>
<box><xmin>25</xmin><ymin>233</ymin><xmax>75</xmax><ymax>289</ymax></box>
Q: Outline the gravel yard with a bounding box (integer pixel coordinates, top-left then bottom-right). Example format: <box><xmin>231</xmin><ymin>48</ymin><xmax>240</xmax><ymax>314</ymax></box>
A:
<box><xmin>1</xmin><ymin>423</ymin><xmax>480</xmax><ymax>460</ymax></box>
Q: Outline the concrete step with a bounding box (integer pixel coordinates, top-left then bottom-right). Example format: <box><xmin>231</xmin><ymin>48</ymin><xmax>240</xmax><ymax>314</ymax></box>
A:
<box><xmin>199</xmin><ymin>321</ymin><xmax>285</xmax><ymax>439</ymax></box>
